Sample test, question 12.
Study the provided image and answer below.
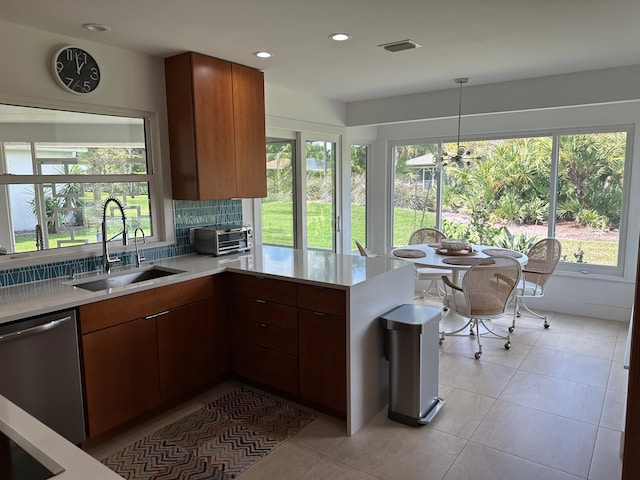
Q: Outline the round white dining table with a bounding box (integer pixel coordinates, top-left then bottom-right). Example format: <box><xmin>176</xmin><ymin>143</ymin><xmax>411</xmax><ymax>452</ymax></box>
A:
<box><xmin>392</xmin><ymin>244</ymin><xmax>529</xmax><ymax>335</ymax></box>
<box><xmin>391</xmin><ymin>244</ymin><xmax>528</xmax><ymax>285</ymax></box>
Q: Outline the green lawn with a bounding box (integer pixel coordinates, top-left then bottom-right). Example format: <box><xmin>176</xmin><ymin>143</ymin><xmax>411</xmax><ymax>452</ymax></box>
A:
<box><xmin>17</xmin><ymin>199</ymin><xmax>616</xmax><ymax>266</ymax></box>
<box><xmin>262</xmin><ymin>202</ymin><xmax>618</xmax><ymax>265</ymax></box>
<box><xmin>14</xmin><ymin>193</ymin><xmax>151</xmax><ymax>252</ymax></box>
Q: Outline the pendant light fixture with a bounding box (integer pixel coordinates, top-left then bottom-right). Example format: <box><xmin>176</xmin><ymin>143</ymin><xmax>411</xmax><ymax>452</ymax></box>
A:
<box><xmin>436</xmin><ymin>78</ymin><xmax>485</xmax><ymax>168</ymax></box>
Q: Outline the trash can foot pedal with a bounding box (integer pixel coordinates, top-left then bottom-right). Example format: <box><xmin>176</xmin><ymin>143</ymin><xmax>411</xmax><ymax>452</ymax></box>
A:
<box><xmin>418</xmin><ymin>397</ymin><xmax>446</xmax><ymax>424</ymax></box>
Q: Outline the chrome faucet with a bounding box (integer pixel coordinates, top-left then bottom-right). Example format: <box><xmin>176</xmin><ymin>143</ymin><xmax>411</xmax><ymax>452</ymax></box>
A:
<box><xmin>102</xmin><ymin>197</ymin><xmax>128</xmax><ymax>273</ymax></box>
<box><xmin>134</xmin><ymin>227</ymin><xmax>146</xmax><ymax>268</ymax></box>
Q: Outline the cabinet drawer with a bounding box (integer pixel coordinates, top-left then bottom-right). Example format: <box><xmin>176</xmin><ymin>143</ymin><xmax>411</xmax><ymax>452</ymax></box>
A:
<box><xmin>232</xmin><ymin>341</ymin><xmax>298</xmax><ymax>395</ymax></box>
<box><xmin>79</xmin><ymin>276</ymin><xmax>214</xmax><ymax>334</ymax></box>
<box><xmin>233</xmin><ymin>318</ymin><xmax>298</xmax><ymax>356</ymax></box>
<box><xmin>233</xmin><ymin>295</ymin><xmax>297</xmax><ymax>330</ymax></box>
<box><xmin>297</xmin><ymin>284</ymin><xmax>346</xmax><ymax>316</ymax></box>
<box><xmin>231</xmin><ymin>274</ymin><xmax>296</xmax><ymax>305</ymax></box>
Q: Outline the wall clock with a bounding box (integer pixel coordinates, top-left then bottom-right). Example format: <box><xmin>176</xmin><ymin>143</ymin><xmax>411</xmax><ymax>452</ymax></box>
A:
<box><xmin>51</xmin><ymin>45</ymin><xmax>101</xmax><ymax>95</ymax></box>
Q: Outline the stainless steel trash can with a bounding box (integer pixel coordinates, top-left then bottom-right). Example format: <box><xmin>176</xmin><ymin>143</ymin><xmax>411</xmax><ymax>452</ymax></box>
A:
<box><xmin>381</xmin><ymin>304</ymin><xmax>445</xmax><ymax>426</ymax></box>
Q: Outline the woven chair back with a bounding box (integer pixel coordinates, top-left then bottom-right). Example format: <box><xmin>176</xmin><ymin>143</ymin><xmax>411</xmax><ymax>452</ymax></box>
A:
<box><xmin>524</xmin><ymin>238</ymin><xmax>562</xmax><ymax>289</ymax></box>
<box><xmin>408</xmin><ymin>228</ymin><xmax>446</xmax><ymax>245</ymax></box>
<box><xmin>462</xmin><ymin>256</ymin><xmax>522</xmax><ymax>317</ymax></box>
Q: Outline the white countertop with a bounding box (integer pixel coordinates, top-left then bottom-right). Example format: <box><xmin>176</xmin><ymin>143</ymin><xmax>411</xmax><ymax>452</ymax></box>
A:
<box><xmin>0</xmin><ymin>244</ymin><xmax>409</xmax><ymax>325</ymax></box>
<box><xmin>0</xmin><ymin>394</ymin><xmax>123</xmax><ymax>480</ymax></box>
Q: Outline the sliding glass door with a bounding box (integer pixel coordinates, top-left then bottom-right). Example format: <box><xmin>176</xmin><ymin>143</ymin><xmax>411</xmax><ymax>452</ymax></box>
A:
<box><xmin>261</xmin><ymin>134</ymin><xmax>342</xmax><ymax>252</ymax></box>
<box><xmin>304</xmin><ymin>139</ymin><xmax>337</xmax><ymax>250</ymax></box>
<box><xmin>262</xmin><ymin>138</ymin><xmax>295</xmax><ymax>246</ymax></box>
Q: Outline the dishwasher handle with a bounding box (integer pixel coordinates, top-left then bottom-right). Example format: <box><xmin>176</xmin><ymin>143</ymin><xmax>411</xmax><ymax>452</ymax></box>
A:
<box><xmin>0</xmin><ymin>316</ymin><xmax>71</xmax><ymax>343</ymax></box>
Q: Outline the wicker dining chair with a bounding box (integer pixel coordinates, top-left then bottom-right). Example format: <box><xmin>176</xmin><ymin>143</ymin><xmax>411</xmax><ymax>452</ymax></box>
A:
<box><xmin>440</xmin><ymin>256</ymin><xmax>522</xmax><ymax>359</ymax></box>
<box><xmin>408</xmin><ymin>228</ymin><xmax>452</xmax><ymax>299</ymax></box>
<box><xmin>509</xmin><ymin>238</ymin><xmax>562</xmax><ymax>332</ymax></box>
<box><xmin>354</xmin><ymin>239</ymin><xmax>369</xmax><ymax>257</ymax></box>
<box><xmin>408</xmin><ymin>227</ymin><xmax>447</xmax><ymax>245</ymax></box>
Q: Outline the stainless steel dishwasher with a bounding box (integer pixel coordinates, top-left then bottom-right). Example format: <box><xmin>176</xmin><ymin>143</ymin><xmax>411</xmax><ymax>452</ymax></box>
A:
<box><xmin>0</xmin><ymin>309</ymin><xmax>86</xmax><ymax>445</ymax></box>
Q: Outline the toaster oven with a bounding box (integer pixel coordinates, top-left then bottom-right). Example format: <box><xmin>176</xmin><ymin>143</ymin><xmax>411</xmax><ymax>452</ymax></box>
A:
<box><xmin>193</xmin><ymin>226</ymin><xmax>253</xmax><ymax>256</ymax></box>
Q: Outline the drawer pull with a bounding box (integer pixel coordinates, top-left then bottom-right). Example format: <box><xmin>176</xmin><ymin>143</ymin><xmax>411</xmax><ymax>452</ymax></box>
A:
<box><xmin>145</xmin><ymin>310</ymin><xmax>169</xmax><ymax>320</ymax></box>
<box><xmin>259</xmin><ymin>323</ymin><xmax>268</xmax><ymax>328</ymax></box>
<box><xmin>255</xmin><ymin>299</ymin><xmax>267</xmax><ymax>304</ymax></box>
<box><xmin>313</xmin><ymin>311</ymin><xmax>326</xmax><ymax>316</ymax></box>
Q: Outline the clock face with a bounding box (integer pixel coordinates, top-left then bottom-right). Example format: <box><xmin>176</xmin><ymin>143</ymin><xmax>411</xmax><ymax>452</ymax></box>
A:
<box><xmin>52</xmin><ymin>46</ymin><xmax>101</xmax><ymax>94</ymax></box>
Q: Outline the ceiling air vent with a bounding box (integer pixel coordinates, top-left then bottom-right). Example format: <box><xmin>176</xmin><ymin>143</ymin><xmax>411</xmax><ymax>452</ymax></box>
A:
<box><xmin>378</xmin><ymin>39</ymin><xmax>422</xmax><ymax>53</ymax></box>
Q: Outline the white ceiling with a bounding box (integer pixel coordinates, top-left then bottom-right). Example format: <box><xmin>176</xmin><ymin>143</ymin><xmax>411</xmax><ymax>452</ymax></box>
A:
<box><xmin>3</xmin><ymin>0</ymin><xmax>640</xmax><ymax>103</ymax></box>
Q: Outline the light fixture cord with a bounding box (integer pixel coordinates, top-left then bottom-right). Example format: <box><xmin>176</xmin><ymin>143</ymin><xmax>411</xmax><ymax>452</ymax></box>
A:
<box><xmin>456</xmin><ymin>80</ymin><xmax>463</xmax><ymax>150</ymax></box>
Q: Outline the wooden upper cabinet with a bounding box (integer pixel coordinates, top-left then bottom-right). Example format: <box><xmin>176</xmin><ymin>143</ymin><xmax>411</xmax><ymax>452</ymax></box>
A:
<box><xmin>165</xmin><ymin>51</ymin><xmax>266</xmax><ymax>200</ymax></box>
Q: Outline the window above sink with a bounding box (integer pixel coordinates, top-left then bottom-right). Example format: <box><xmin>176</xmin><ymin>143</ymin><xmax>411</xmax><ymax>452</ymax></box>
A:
<box><xmin>0</xmin><ymin>103</ymin><xmax>160</xmax><ymax>263</ymax></box>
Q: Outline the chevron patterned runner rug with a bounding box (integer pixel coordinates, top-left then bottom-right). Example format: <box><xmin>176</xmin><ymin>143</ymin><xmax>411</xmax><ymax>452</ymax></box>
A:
<box><xmin>102</xmin><ymin>386</ymin><xmax>316</xmax><ymax>479</ymax></box>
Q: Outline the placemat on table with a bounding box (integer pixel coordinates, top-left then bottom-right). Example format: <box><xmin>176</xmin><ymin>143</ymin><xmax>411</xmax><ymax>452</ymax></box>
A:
<box><xmin>482</xmin><ymin>248</ymin><xmax>523</xmax><ymax>258</ymax></box>
<box><xmin>442</xmin><ymin>257</ymin><xmax>491</xmax><ymax>266</ymax></box>
<box><xmin>394</xmin><ymin>248</ymin><xmax>426</xmax><ymax>258</ymax></box>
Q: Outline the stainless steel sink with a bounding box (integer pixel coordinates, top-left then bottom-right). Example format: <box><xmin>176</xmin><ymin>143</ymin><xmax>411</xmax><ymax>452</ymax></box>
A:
<box><xmin>72</xmin><ymin>266</ymin><xmax>185</xmax><ymax>292</ymax></box>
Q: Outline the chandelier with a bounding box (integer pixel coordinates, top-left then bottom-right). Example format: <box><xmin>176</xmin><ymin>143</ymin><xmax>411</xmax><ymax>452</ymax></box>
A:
<box><xmin>436</xmin><ymin>78</ymin><xmax>485</xmax><ymax>168</ymax></box>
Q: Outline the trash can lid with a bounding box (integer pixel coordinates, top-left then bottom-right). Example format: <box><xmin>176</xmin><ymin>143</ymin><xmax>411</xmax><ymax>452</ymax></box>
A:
<box><xmin>381</xmin><ymin>304</ymin><xmax>442</xmax><ymax>332</ymax></box>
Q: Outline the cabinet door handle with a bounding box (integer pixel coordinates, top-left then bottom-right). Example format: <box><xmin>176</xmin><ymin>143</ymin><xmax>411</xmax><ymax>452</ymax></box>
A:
<box><xmin>259</xmin><ymin>323</ymin><xmax>268</xmax><ymax>328</ymax></box>
<box><xmin>255</xmin><ymin>299</ymin><xmax>267</xmax><ymax>304</ymax></box>
<box><xmin>145</xmin><ymin>310</ymin><xmax>169</xmax><ymax>320</ymax></box>
<box><xmin>313</xmin><ymin>311</ymin><xmax>326</xmax><ymax>316</ymax></box>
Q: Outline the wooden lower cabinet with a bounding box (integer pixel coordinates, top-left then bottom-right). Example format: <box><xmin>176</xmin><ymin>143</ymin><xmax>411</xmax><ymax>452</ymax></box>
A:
<box><xmin>157</xmin><ymin>297</ymin><xmax>228</xmax><ymax>403</ymax></box>
<box><xmin>232</xmin><ymin>340</ymin><xmax>299</xmax><ymax>395</ymax></box>
<box><xmin>80</xmin><ymin>272</ymin><xmax>350</xmax><ymax>436</ymax></box>
<box><xmin>230</xmin><ymin>276</ymin><xmax>348</xmax><ymax>415</ymax></box>
<box><xmin>82</xmin><ymin>317</ymin><xmax>160</xmax><ymax>437</ymax></box>
<box><xmin>298</xmin><ymin>309</ymin><xmax>347</xmax><ymax>416</ymax></box>
<box><xmin>79</xmin><ymin>276</ymin><xmax>227</xmax><ymax>438</ymax></box>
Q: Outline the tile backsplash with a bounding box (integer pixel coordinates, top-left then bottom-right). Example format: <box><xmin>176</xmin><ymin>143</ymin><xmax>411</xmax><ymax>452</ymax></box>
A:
<box><xmin>0</xmin><ymin>199</ymin><xmax>243</xmax><ymax>287</ymax></box>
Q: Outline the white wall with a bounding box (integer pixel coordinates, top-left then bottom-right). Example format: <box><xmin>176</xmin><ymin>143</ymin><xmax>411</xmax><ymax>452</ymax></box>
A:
<box><xmin>265</xmin><ymin>84</ymin><xmax>346</xmax><ymax>127</ymax></box>
<box><xmin>347</xmin><ymin>65</ymin><xmax>640</xmax><ymax>127</ymax></box>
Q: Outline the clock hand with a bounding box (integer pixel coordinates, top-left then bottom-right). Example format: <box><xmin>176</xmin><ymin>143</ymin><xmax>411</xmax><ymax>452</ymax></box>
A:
<box><xmin>75</xmin><ymin>53</ymin><xmax>85</xmax><ymax>75</ymax></box>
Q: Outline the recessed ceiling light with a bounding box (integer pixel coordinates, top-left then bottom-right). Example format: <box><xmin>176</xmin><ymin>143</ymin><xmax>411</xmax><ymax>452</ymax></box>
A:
<box><xmin>82</xmin><ymin>23</ymin><xmax>111</xmax><ymax>32</ymax></box>
<box><xmin>329</xmin><ymin>33</ymin><xmax>351</xmax><ymax>42</ymax></box>
<box><xmin>253</xmin><ymin>51</ymin><xmax>273</xmax><ymax>58</ymax></box>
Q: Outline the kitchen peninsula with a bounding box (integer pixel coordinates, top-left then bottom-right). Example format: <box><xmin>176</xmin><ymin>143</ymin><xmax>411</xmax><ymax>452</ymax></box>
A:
<box><xmin>0</xmin><ymin>245</ymin><xmax>414</xmax><ymax>444</ymax></box>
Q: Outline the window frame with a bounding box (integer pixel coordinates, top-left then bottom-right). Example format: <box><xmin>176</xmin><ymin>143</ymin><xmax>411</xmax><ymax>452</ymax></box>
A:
<box><xmin>0</xmin><ymin>103</ymin><xmax>163</xmax><ymax>268</ymax></box>
<box><xmin>388</xmin><ymin>123</ymin><xmax>634</xmax><ymax>277</ymax></box>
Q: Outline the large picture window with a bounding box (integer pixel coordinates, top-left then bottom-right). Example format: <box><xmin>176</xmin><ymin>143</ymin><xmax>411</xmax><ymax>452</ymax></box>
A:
<box><xmin>0</xmin><ymin>104</ymin><xmax>153</xmax><ymax>257</ymax></box>
<box><xmin>391</xmin><ymin>127</ymin><xmax>630</xmax><ymax>273</ymax></box>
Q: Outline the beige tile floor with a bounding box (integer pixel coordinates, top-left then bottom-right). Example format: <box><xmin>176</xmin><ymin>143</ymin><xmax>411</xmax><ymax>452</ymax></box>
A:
<box><xmin>87</xmin><ymin>296</ymin><xmax>628</xmax><ymax>480</ymax></box>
